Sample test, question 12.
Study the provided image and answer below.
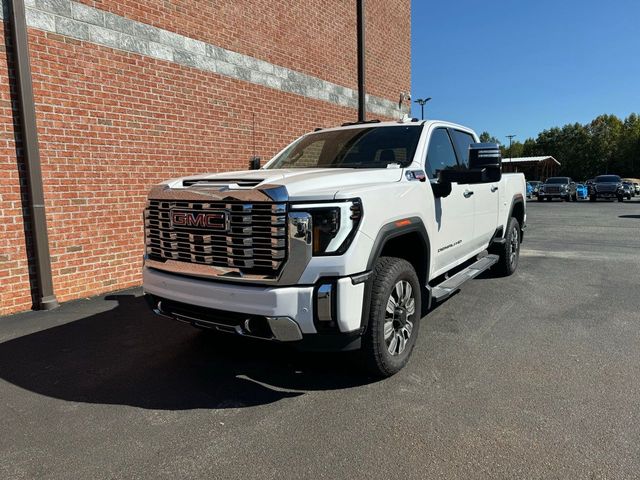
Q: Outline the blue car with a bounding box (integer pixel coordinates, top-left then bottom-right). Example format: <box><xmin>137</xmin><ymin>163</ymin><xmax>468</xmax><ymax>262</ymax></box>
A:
<box><xmin>576</xmin><ymin>183</ymin><xmax>588</xmax><ymax>200</ymax></box>
<box><xmin>526</xmin><ymin>182</ymin><xmax>534</xmax><ymax>198</ymax></box>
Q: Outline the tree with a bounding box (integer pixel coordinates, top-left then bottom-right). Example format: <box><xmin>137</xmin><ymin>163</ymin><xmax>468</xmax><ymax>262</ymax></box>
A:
<box><xmin>478</xmin><ymin>114</ymin><xmax>640</xmax><ymax>178</ymax></box>
<box><xmin>479</xmin><ymin>131</ymin><xmax>500</xmax><ymax>144</ymax></box>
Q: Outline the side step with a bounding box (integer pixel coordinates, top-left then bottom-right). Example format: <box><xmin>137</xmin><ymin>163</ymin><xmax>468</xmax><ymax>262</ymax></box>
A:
<box><xmin>430</xmin><ymin>254</ymin><xmax>499</xmax><ymax>303</ymax></box>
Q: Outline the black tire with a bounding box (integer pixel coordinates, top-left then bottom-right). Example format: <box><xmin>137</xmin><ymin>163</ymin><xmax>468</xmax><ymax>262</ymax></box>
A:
<box><xmin>618</xmin><ymin>196</ymin><xmax>624</xmax><ymax>202</ymax></box>
<box><xmin>590</xmin><ymin>195</ymin><xmax>597</xmax><ymax>202</ymax></box>
<box><xmin>573</xmin><ymin>193</ymin><xmax>578</xmax><ymax>202</ymax></box>
<box><xmin>492</xmin><ymin>217</ymin><xmax>520</xmax><ymax>277</ymax></box>
<box><xmin>537</xmin><ymin>195</ymin><xmax>543</xmax><ymax>202</ymax></box>
<box><xmin>565</xmin><ymin>195</ymin><xmax>571</xmax><ymax>202</ymax></box>
<box><xmin>361</xmin><ymin>257</ymin><xmax>421</xmax><ymax>378</ymax></box>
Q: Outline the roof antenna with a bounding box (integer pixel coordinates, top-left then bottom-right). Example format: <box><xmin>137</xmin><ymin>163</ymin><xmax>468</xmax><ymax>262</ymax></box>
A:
<box><xmin>249</xmin><ymin>112</ymin><xmax>261</xmax><ymax>170</ymax></box>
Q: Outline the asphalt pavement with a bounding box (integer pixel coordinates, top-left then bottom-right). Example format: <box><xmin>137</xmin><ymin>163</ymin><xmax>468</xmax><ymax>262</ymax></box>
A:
<box><xmin>1</xmin><ymin>197</ymin><xmax>639</xmax><ymax>479</ymax></box>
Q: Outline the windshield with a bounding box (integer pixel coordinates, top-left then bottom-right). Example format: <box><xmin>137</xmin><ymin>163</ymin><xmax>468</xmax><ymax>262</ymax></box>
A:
<box><xmin>596</xmin><ymin>175</ymin><xmax>621</xmax><ymax>183</ymax></box>
<box><xmin>266</xmin><ymin>126</ymin><xmax>423</xmax><ymax>169</ymax></box>
<box><xmin>546</xmin><ymin>177</ymin><xmax>570</xmax><ymax>184</ymax></box>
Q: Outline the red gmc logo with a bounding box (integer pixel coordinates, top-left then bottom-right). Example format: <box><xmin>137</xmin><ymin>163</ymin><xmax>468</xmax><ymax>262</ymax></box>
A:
<box><xmin>170</xmin><ymin>210</ymin><xmax>228</xmax><ymax>230</ymax></box>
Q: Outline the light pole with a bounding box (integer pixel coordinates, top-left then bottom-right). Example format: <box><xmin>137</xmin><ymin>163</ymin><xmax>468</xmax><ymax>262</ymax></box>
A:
<box><xmin>414</xmin><ymin>97</ymin><xmax>431</xmax><ymax>120</ymax></box>
<box><xmin>506</xmin><ymin>134</ymin><xmax>516</xmax><ymax>162</ymax></box>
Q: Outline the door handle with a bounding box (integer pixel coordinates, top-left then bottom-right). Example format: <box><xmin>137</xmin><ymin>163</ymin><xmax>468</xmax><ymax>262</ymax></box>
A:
<box><xmin>463</xmin><ymin>190</ymin><xmax>474</xmax><ymax>198</ymax></box>
<box><xmin>491</xmin><ymin>186</ymin><xmax>498</xmax><ymax>192</ymax></box>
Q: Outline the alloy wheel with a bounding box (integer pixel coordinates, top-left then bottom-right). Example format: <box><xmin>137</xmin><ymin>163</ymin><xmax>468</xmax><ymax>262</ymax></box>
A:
<box><xmin>384</xmin><ymin>280</ymin><xmax>416</xmax><ymax>356</ymax></box>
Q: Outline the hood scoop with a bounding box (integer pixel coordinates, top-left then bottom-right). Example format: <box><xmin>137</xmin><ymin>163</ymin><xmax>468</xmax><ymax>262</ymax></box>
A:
<box><xmin>183</xmin><ymin>178</ymin><xmax>265</xmax><ymax>188</ymax></box>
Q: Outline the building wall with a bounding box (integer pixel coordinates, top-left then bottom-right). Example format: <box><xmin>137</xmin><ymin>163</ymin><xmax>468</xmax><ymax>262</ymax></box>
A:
<box><xmin>0</xmin><ymin>0</ymin><xmax>411</xmax><ymax>315</ymax></box>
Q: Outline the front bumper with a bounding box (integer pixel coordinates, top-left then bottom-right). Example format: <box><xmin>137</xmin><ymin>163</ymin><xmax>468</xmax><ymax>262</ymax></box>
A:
<box><xmin>143</xmin><ymin>266</ymin><xmax>367</xmax><ymax>350</ymax></box>
<box><xmin>538</xmin><ymin>192</ymin><xmax>569</xmax><ymax>199</ymax></box>
<box><xmin>592</xmin><ymin>191</ymin><xmax>620</xmax><ymax>198</ymax></box>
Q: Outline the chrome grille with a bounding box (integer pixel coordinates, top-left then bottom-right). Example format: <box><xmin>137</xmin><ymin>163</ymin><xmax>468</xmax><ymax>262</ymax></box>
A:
<box><xmin>145</xmin><ymin>200</ymin><xmax>287</xmax><ymax>274</ymax></box>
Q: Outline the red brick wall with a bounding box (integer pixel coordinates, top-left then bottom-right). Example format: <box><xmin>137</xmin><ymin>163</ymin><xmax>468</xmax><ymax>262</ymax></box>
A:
<box><xmin>0</xmin><ymin>23</ymin><xmax>36</xmax><ymax>314</ymax></box>
<box><xmin>75</xmin><ymin>0</ymin><xmax>411</xmax><ymax>100</ymax></box>
<box><xmin>0</xmin><ymin>1</ymin><xmax>410</xmax><ymax>315</ymax></box>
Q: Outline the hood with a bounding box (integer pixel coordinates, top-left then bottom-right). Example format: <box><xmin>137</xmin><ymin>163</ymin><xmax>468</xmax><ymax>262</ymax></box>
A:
<box><xmin>165</xmin><ymin>168</ymin><xmax>405</xmax><ymax>200</ymax></box>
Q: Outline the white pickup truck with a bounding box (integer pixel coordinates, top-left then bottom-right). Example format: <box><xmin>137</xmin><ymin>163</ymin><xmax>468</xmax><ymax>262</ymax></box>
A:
<box><xmin>143</xmin><ymin>119</ymin><xmax>526</xmax><ymax>376</ymax></box>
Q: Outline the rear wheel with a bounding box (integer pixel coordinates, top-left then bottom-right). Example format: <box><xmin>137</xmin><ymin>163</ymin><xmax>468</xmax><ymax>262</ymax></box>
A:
<box><xmin>361</xmin><ymin>257</ymin><xmax>421</xmax><ymax>378</ymax></box>
<box><xmin>492</xmin><ymin>217</ymin><xmax>520</xmax><ymax>277</ymax></box>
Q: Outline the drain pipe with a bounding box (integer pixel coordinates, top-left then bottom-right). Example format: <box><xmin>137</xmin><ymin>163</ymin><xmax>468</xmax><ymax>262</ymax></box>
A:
<box><xmin>356</xmin><ymin>0</ymin><xmax>366</xmax><ymax>122</ymax></box>
<box><xmin>8</xmin><ymin>0</ymin><xmax>58</xmax><ymax>310</ymax></box>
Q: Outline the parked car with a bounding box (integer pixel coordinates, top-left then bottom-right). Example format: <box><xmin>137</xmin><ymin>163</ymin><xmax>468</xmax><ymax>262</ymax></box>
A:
<box><xmin>527</xmin><ymin>180</ymin><xmax>542</xmax><ymax>198</ymax></box>
<box><xmin>589</xmin><ymin>175</ymin><xmax>626</xmax><ymax>202</ymax></box>
<box><xmin>538</xmin><ymin>177</ymin><xmax>577</xmax><ymax>202</ymax></box>
<box><xmin>142</xmin><ymin>119</ymin><xmax>526</xmax><ymax>377</ymax></box>
<box><xmin>622</xmin><ymin>178</ymin><xmax>640</xmax><ymax>195</ymax></box>
<box><xmin>575</xmin><ymin>183</ymin><xmax>588</xmax><ymax>200</ymax></box>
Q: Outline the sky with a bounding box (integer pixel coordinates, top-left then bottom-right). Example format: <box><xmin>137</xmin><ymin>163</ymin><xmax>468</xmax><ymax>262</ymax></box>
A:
<box><xmin>410</xmin><ymin>0</ymin><xmax>640</xmax><ymax>143</ymax></box>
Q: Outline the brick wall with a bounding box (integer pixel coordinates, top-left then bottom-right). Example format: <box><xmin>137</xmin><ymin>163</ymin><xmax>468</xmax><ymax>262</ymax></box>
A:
<box><xmin>73</xmin><ymin>0</ymin><xmax>411</xmax><ymax>101</ymax></box>
<box><xmin>0</xmin><ymin>0</ymin><xmax>411</xmax><ymax>315</ymax></box>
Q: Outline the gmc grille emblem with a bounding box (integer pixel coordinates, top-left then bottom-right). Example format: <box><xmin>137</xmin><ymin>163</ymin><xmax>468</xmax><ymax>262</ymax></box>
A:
<box><xmin>170</xmin><ymin>210</ymin><xmax>228</xmax><ymax>231</ymax></box>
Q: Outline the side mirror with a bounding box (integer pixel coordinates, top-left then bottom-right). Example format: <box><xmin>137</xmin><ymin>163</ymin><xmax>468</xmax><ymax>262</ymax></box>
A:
<box><xmin>468</xmin><ymin>143</ymin><xmax>502</xmax><ymax>182</ymax></box>
<box><xmin>249</xmin><ymin>156</ymin><xmax>261</xmax><ymax>170</ymax></box>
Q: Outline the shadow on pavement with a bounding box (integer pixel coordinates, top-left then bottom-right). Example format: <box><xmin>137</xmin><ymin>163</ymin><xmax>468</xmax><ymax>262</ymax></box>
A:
<box><xmin>0</xmin><ymin>295</ymin><xmax>374</xmax><ymax>410</ymax></box>
<box><xmin>619</xmin><ymin>215</ymin><xmax>640</xmax><ymax>219</ymax></box>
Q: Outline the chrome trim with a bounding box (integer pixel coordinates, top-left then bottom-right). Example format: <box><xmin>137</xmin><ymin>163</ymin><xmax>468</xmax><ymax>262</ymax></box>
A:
<box><xmin>144</xmin><ymin>181</ymin><xmax>313</xmax><ymax>284</ymax></box>
<box><xmin>148</xmin><ymin>183</ymin><xmax>289</xmax><ymax>203</ymax></box>
<box><xmin>316</xmin><ymin>284</ymin><xmax>333</xmax><ymax>323</ymax></box>
<box><xmin>267</xmin><ymin>317</ymin><xmax>304</xmax><ymax>341</ymax></box>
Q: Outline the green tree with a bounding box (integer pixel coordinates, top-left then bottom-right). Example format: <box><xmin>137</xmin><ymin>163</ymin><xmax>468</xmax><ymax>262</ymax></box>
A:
<box><xmin>479</xmin><ymin>131</ymin><xmax>500</xmax><ymax>144</ymax></box>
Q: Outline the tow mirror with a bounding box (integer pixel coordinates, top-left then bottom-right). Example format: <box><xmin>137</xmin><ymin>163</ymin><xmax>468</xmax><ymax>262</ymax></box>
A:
<box><xmin>468</xmin><ymin>143</ymin><xmax>502</xmax><ymax>182</ymax></box>
<box><xmin>249</xmin><ymin>156</ymin><xmax>261</xmax><ymax>170</ymax></box>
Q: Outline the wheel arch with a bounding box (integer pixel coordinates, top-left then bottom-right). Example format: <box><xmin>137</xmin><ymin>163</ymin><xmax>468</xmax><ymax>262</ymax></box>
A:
<box><xmin>361</xmin><ymin>217</ymin><xmax>431</xmax><ymax>330</ymax></box>
<box><xmin>508</xmin><ymin>194</ymin><xmax>525</xmax><ymax>239</ymax></box>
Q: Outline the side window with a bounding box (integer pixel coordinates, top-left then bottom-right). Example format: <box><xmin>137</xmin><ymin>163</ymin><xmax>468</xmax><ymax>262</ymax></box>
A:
<box><xmin>450</xmin><ymin>130</ymin><xmax>476</xmax><ymax>168</ymax></box>
<box><xmin>425</xmin><ymin>128</ymin><xmax>458</xmax><ymax>179</ymax></box>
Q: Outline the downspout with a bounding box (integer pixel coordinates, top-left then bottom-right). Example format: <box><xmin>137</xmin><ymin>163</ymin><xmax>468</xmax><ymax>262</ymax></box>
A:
<box><xmin>8</xmin><ymin>0</ymin><xmax>58</xmax><ymax>310</ymax></box>
<box><xmin>356</xmin><ymin>0</ymin><xmax>366</xmax><ymax>122</ymax></box>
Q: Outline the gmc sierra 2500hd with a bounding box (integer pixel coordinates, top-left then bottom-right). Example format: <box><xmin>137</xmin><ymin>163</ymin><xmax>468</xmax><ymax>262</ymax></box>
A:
<box><xmin>143</xmin><ymin>119</ymin><xmax>526</xmax><ymax>376</ymax></box>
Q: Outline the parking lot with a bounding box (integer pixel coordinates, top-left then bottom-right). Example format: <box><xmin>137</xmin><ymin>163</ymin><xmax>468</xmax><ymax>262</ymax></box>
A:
<box><xmin>1</xmin><ymin>198</ymin><xmax>639</xmax><ymax>479</ymax></box>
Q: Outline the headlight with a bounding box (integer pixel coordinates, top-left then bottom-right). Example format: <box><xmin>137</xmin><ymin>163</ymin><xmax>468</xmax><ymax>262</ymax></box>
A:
<box><xmin>291</xmin><ymin>200</ymin><xmax>362</xmax><ymax>255</ymax></box>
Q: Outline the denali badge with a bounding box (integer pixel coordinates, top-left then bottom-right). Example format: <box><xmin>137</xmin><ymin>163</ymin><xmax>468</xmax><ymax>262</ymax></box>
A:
<box><xmin>170</xmin><ymin>210</ymin><xmax>228</xmax><ymax>231</ymax></box>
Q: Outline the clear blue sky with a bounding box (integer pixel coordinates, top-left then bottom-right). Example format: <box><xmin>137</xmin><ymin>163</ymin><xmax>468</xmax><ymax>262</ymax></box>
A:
<box><xmin>411</xmin><ymin>0</ymin><xmax>640</xmax><ymax>143</ymax></box>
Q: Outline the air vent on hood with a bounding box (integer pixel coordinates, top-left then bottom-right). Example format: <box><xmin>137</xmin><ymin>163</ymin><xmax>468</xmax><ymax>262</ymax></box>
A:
<box><xmin>183</xmin><ymin>178</ymin><xmax>264</xmax><ymax>187</ymax></box>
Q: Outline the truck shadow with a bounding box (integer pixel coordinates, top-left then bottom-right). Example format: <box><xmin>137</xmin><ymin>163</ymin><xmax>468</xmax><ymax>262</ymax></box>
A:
<box><xmin>0</xmin><ymin>295</ymin><xmax>373</xmax><ymax>410</ymax></box>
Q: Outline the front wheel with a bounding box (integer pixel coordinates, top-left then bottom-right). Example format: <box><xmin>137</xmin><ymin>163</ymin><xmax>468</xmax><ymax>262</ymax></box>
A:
<box><xmin>618</xmin><ymin>195</ymin><xmax>624</xmax><ymax>202</ymax></box>
<box><xmin>361</xmin><ymin>257</ymin><xmax>421</xmax><ymax>378</ymax></box>
<box><xmin>492</xmin><ymin>217</ymin><xmax>521</xmax><ymax>277</ymax></box>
